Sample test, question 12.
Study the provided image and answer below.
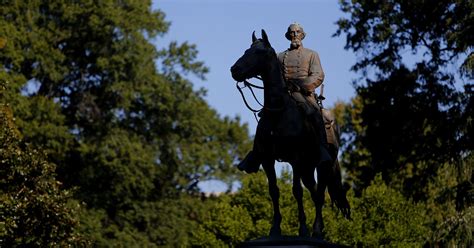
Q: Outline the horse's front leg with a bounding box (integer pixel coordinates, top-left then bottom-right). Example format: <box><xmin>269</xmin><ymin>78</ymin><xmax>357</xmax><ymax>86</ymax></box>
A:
<box><xmin>292</xmin><ymin>167</ymin><xmax>309</xmax><ymax>237</ymax></box>
<box><xmin>262</xmin><ymin>159</ymin><xmax>281</xmax><ymax>237</ymax></box>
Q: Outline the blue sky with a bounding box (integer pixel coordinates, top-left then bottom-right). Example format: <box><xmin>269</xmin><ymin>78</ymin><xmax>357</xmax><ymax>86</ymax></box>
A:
<box><xmin>153</xmin><ymin>0</ymin><xmax>358</xmax><ymax>191</ymax></box>
<box><xmin>154</xmin><ymin>0</ymin><xmax>358</xmax><ymax>133</ymax></box>
<box><xmin>152</xmin><ymin>1</ymin><xmax>468</xmax><ymax>193</ymax></box>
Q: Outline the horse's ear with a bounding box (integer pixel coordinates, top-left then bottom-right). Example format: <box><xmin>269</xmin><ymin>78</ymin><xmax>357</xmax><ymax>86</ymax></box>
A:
<box><xmin>252</xmin><ymin>31</ymin><xmax>257</xmax><ymax>43</ymax></box>
<box><xmin>261</xmin><ymin>29</ymin><xmax>271</xmax><ymax>47</ymax></box>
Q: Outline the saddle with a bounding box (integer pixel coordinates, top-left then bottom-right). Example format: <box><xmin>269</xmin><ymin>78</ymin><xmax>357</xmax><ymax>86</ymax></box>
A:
<box><xmin>322</xmin><ymin>108</ymin><xmax>339</xmax><ymax>148</ymax></box>
<box><xmin>289</xmin><ymin>87</ymin><xmax>339</xmax><ymax>148</ymax></box>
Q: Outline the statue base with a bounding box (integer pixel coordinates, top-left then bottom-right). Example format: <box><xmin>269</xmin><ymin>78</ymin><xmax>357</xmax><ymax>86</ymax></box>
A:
<box><xmin>239</xmin><ymin>236</ymin><xmax>349</xmax><ymax>248</ymax></box>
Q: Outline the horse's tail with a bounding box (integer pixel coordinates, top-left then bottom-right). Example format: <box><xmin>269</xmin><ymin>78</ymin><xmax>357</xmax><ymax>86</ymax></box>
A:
<box><xmin>322</xmin><ymin>113</ymin><xmax>351</xmax><ymax>219</ymax></box>
<box><xmin>327</xmin><ymin>158</ymin><xmax>351</xmax><ymax>220</ymax></box>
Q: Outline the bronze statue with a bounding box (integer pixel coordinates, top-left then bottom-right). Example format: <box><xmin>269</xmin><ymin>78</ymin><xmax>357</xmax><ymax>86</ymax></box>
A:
<box><xmin>279</xmin><ymin>23</ymin><xmax>332</xmax><ymax>165</ymax></box>
<box><xmin>230</xmin><ymin>28</ymin><xmax>350</xmax><ymax>238</ymax></box>
<box><xmin>238</xmin><ymin>23</ymin><xmax>330</xmax><ymax>174</ymax></box>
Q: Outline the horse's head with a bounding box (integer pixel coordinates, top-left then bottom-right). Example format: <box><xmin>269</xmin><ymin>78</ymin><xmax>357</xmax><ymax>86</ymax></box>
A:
<box><xmin>231</xmin><ymin>29</ymin><xmax>275</xmax><ymax>82</ymax></box>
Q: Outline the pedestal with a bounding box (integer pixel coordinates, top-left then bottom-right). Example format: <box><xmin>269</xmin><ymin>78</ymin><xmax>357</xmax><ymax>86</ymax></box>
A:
<box><xmin>239</xmin><ymin>236</ymin><xmax>349</xmax><ymax>248</ymax></box>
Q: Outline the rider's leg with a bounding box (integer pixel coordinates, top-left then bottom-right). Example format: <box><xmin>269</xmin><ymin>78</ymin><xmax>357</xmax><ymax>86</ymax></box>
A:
<box><xmin>312</xmin><ymin>109</ymin><xmax>332</xmax><ymax>165</ymax></box>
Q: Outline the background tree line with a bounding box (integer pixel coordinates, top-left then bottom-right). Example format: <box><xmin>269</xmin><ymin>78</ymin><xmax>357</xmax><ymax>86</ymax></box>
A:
<box><xmin>1</xmin><ymin>0</ymin><xmax>472</xmax><ymax>246</ymax></box>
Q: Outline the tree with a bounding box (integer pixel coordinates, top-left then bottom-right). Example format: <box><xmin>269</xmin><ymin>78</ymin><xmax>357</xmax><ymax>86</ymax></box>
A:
<box><xmin>335</xmin><ymin>0</ymin><xmax>473</xmax><ymax>196</ymax></box>
<box><xmin>0</xmin><ymin>92</ymin><xmax>83</xmax><ymax>246</ymax></box>
<box><xmin>336</xmin><ymin>0</ymin><xmax>473</xmax><ymax>77</ymax></box>
<box><xmin>334</xmin><ymin>1</ymin><xmax>473</xmax><ymax>245</ymax></box>
<box><xmin>1</xmin><ymin>1</ymin><xmax>251</xmax><ymax>244</ymax></box>
<box><xmin>324</xmin><ymin>175</ymin><xmax>430</xmax><ymax>247</ymax></box>
<box><xmin>186</xmin><ymin>169</ymin><xmax>437</xmax><ymax>247</ymax></box>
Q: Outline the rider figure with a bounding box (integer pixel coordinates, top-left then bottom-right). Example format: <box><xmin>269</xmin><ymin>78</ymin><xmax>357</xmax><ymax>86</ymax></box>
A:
<box><xmin>238</xmin><ymin>23</ymin><xmax>331</xmax><ymax>173</ymax></box>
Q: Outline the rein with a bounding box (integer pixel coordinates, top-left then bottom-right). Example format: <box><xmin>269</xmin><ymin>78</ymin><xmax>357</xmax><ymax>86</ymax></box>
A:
<box><xmin>235</xmin><ymin>76</ymin><xmax>284</xmax><ymax>121</ymax></box>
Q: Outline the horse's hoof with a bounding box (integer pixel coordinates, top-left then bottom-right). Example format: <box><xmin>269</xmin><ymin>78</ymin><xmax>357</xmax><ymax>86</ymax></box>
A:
<box><xmin>312</xmin><ymin>230</ymin><xmax>324</xmax><ymax>239</ymax></box>
<box><xmin>313</xmin><ymin>219</ymin><xmax>324</xmax><ymax>238</ymax></box>
<box><xmin>299</xmin><ymin>225</ymin><xmax>310</xmax><ymax>237</ymax></box>
<box><xmin>269</xmin><ymin>226</ymin><xmax>281</xmax><ymax>237</ymax></box>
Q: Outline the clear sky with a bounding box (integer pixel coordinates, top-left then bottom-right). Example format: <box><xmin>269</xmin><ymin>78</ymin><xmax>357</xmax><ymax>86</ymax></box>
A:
<box><xmin>152</xmin><ymin>0</ymin><xmax>358</xmax><ymax>191</ymax></box>
<box><xmin>153</xmin><ymin>0</ymin><xmax>357</xmax><ymax>133</ymax></box>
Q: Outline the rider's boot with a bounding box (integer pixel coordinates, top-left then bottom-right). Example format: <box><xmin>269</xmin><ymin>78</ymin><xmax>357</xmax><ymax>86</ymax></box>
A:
<box><xmin>237</xmin><ymin>150</ymin><xmax>261</xmax><ymax>173</ymax></box>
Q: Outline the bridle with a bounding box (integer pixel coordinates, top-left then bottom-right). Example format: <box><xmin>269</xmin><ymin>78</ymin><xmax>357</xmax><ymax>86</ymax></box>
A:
<box><xmin>235</xmin><ymin>76</ymin><xmax>264</xmax><ymax>121</ymax></box>
<box><xmin>235</xmin><ymin>75</ymin><xmax>286</xmax><ymax>122</ymax></box>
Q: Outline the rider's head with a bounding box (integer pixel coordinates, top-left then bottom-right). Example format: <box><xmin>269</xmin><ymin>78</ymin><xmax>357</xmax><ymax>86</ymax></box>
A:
<box><xmin>285</xmin><ymin>23</ymin><xmax>306</xmax><ymax>49</ymax></box>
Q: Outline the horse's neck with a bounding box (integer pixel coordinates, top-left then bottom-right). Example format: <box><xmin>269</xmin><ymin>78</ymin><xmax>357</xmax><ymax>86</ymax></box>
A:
<box><xmin>262</xmin><ymin>55</ymin><xmax>286</xmax><ymax>109</ymax></box>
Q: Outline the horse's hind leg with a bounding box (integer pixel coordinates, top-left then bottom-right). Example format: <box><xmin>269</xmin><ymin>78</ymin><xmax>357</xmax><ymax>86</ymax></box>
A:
<box><xmin>301</xmin><ymin>165</ymin><xmax>326</xmax><ymax>238</ymax></box>
<box><xmin>262</xmin><ymin>159</ymin><xmax>281</xmax><ymax>237</ymax></box>
<box><xmin>292</xmin><ymin>167</ymin><xmax>309</xmax><ymax>237</ymax></box>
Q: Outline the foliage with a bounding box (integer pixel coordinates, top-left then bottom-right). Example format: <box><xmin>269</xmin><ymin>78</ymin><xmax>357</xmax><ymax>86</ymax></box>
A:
<box><xmin>336</xmin><ymin>0</ymin><xmax>473</xmax><ymax>77</ymax></box>
<box><xmin>335</xmin><ymin>0</ymin><xmax>472</xmax><ymax>197</ymax></box>
<box><xmin>423</xmin><ymin>157</ymin><xmax>473</xmax><ymax>247</ymax></box>
<box><xmin>335</xmin><ymin>1</ymin><xmax>473</xmax><ymax>246</ymax></box>
<box><xmin>0</xmin><ymin>0</ymin><xmax>250</xmax><ymax>194</ymax></box>
<box><xmin>430</xmin><ymin>207</ymin><xmax>474</xmax><ymax>247</ymax></box>
<box><xmin>0</xmin><ymin>102</ymin><xmax>83</xmax><ymax>246</ymax></box>
<box><xmin>1</xmin><ymin>1</ymin><xmax>251</xmax><ymax>245</ymax></box>
<box><xmin>339</xmin><ymin>67</ymin><xmax>467</xmax><ymax>198</ymax></box>
<box><xmin>183</xmin><ymin>171</ymin><xmax>438</xmax><ymax>247</ymax></box>
<box><xmin>193</xmin><ymin>194</ymin><xmax>254</xmax><ymax>247</ymax></box>
<box><xmin>1</xmin><ymin>0</ymin><xmax>471</xmax><ymax>246</ymax></box>
<box><xmin>77</xmin><ymin>197</ymin><xmax>205</xmax><ymax>247</ymax></box>
<box><xmin>167</xmin><ymin>170</ymin><xmax>311</xmax><ymax>245</ymax></box>
<box><xmin>230</xmin><ymin>170</ymin><xmax>316</xmax><ymax>238</ymax></box>
<box><xmin>324</xmin><ymin>174</ymin><xmax>429</xmax><ymax>247</ymax></box>
<box><xmin>186</xmin><ymin>166</ymin><xmax>471</xmax><ymax>247</ymax></box>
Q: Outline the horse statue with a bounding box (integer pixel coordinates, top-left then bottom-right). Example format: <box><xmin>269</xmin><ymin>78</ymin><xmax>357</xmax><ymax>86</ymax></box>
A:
<box><xmin>230</xmin><ymin>30</ymin><xmax>350</xmax><ymax>238</ymax></box>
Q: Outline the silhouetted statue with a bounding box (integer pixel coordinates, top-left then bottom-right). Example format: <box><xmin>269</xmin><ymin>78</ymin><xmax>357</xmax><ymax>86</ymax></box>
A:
<box><xmin>230</xmin><ymin>27</ymin><xmax>350</xmax><ymax>238</ymax></box>
<box><xmin>238</xmin><ymin>23</ymin><xmax>331</xmax><ymax>174</ymax></box>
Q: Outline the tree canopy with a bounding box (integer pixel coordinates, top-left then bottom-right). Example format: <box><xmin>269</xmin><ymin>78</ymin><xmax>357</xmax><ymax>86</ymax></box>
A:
<box><xmin>336</xmin><ymin>0</ymin><xmax>473</xmax><ymax>77</ymax></box>
<box><xmin>1</xmin><ymin>1</ymin><xmax>250</xmax><ymax>245</ymax></box>
<box><xmin>1</xmin><ymin>0</ymin><xmax>472</xmax><ymax>246</ymax></box>
<box><xmin>1</xmin><ymin>97</ymin><xmax>83</xmax><ymax>246</ymax></box>
<box><xmin>333</xmin><ymin>1</ymin><xmax>473</xmax><ymax>245</ymax></box>
<box><xmin>335</xmin><ymin>0</ymin><xmax>473</xmax><ymax>196</ymax></box>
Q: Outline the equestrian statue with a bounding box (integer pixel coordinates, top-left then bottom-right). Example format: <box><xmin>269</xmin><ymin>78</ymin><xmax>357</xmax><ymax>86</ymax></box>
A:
<box><xmin>230</xmin><ymin>24</ymin><xmax>350</xmax><ymax>238</ymax></box>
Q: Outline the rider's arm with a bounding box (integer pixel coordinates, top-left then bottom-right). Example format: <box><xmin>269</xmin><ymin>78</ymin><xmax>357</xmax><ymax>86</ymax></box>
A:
<box><xmin>301</xmin><ymin>51</ymin><xmax>324</xmax><ymax>93</ymax></box>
